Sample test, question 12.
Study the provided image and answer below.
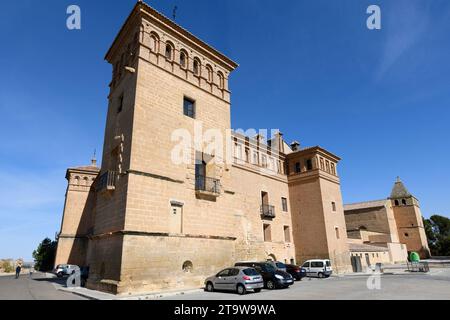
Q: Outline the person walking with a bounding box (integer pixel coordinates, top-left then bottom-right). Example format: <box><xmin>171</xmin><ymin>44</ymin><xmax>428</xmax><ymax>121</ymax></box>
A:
<box><xmin>15</xmin><ymin>264</ymin><xmax>22</xmax><ymax>279</ymax></box>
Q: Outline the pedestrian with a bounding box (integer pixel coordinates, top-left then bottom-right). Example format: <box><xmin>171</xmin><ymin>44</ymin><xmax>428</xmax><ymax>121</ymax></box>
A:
<box><xmin>15</xmin><ymin>265</ymin><xmax>22</xmax><ymax>279</ymax></box>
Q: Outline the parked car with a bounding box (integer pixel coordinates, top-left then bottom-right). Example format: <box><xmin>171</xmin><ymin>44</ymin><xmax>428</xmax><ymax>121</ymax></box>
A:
<box><xmin>204</xmin><ymin>267</ymin><xmax>264</xmax><ymax>295</ymax></box>
<box><xmin>301</xmin><ymin>259</ymin><xmax>332</xmax><ymax>278</ymax></box>
<box><xmin>53</xmin><ymin>264</ymin><xmax>79</xmax><ymax>278</ymax></box>
<box><xmin>285</xmin><ymin>264</ymin><xmax>307</xmax><ymax>281</ymax></box>
<box><xmin>266</xmin><ymin>261</ymin><xmax>287</xmax><ymax>272</ymax></box>
<box><xmin>235</xmin><ymin>262</ymin><xmax>294</xmax><ymax>290</ymax></box>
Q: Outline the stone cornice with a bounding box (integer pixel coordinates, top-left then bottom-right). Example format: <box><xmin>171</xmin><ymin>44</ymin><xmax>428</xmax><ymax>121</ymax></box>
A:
<box><xmin>105</xmin><ymin>1</ymin><xmax>238</xmax><ymax>72</ymax></box>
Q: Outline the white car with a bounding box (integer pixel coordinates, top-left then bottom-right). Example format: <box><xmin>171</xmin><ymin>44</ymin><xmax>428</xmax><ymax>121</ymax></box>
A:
<box><xmin>53</xmin><ymin>264</ymin><xmax>80</xmax><ymax>277</ymax></box>
<box><xmin>301</xmin><ymin>259</ymin><xmax>332</xmax><ymax>278</ymax></box>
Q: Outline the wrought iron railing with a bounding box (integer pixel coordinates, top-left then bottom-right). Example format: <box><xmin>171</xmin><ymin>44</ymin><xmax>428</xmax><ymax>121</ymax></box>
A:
<box><xmin>195</xmin><ymin>175</ymin><xmax>220</xmax><ymax>195</ymax></box>
<box><xmin>97</xmin><ymin>171</ymin><xmax>117</xmax><ymax>192</ymax></box>
<box><xmin>261</xmin><ymin>204</ymin><xmax>276</xmax><ymax>218</ymax></box>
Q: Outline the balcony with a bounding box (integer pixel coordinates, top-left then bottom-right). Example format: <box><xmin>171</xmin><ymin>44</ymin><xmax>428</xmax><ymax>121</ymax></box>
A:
<box><xmin>195</xmin><ymin>175</ymin><xmax>221</xmax><ymax>197</ymax></box>
<box><xmin>261</xmin><ymin>204</ymin><xmax>276</xmax><ymax>219</ymax></box>
<box><xmin>97</xmin><ymin>171</ymin><xmax>117</xmax><ymax>192</ymax></box>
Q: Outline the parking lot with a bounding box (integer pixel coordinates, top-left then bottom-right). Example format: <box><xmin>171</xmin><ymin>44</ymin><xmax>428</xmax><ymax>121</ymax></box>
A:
<box><xmin>162</xmin><ymin>269</ymin><xmax>450</xmax><ymax>300</ymax></box>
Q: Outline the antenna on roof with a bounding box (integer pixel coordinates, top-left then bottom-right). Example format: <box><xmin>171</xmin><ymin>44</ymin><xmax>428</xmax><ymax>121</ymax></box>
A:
<box><xmin>172</xmin><ymin>5</ymin><xmax>178</xmax><ymax>20</ymax></box>
<box><xmin>91</xmin><ymin>149</ymin><xmax>97</xmax><ymax>167</ymax></box>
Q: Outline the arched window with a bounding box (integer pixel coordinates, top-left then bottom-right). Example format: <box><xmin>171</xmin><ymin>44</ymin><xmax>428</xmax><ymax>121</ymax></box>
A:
<box><xmin>217</xmin><ymin>71</ymin><xmax>225</xmax><ymax>89</ymax></box>
<box><xmin>182</xmin><ymin>261</ymin><xmax>193</xmax><ymax>273</ymax></box>
<box><xmin>206</xmin><ymin>64</ymin><xmax>213</xmax><ymax>83</ymax></box>
<box><xmin>149</xmin><ymin>32</ymin><xmax>160</xmax><ymax>53</ymax></box>
<box><xmin>402</xmin><ymin>199</ymin><xmax>407</xmax><ymax>205</ymax></box>
<box><xmin>165</xmin><ymin>42</ymin><xmax>174</xmax><ymax>60</ymax></box>
<box><xmin>395</xmin><ymin>200</ymin><xmax>399</xmax><ymax>206</ymax></box>
<box><xmin>179</xmin><ymin>50</ymin><xmax>188</xmax><ymax>68</ymax></box>
<box><xmin>193</xmin><ymin>58</ymin><xmax>201</xmax><ymax>76</ymax></box>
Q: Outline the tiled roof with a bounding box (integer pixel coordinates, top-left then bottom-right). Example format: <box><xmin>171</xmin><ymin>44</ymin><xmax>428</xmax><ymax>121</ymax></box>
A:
<box><xmin>390</xmin><ymin>177</ymin><xmax>412</xmax><ymax>199</ymax></box>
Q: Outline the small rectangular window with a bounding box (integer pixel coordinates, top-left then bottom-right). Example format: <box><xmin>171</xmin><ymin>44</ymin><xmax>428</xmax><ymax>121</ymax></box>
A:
<box><xmin>295</xmin><ymin>162</ymin><xmax>301</xmax><ymax>173</ymax></box>
<box><xmin>284</xmin><ymin>226</ymin><xmax>291</xmax><ymax>243</ymax></box>
<box><xmin>282</xmin><ymin>198</ymin><xmax>288</xmax><ymax>212</ymax></box>
<box><xmin>335</xmin><ymin>227</ymin><xmax>340</xmax><ymax>239</ymax></box>
<box><xmin>332</xmin><ymin>202</ymin><xmax>336</xmax><ymax>212</ymax></box>
<box><xmin>263</xmin><ymin>224</ymin><xmax>272</xmax><ymax>242</ymax></box>
<box><xmin>183</xmin><ymin>97</ymin><xmax>195</xmax><ymax>118</ymax></box>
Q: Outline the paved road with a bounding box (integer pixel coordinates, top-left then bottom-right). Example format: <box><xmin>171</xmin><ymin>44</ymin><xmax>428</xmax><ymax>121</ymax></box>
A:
<box><xmin>162</xmin><ymin>269</ymin><xmax>450</xmax><ymax>300</ymax></box>
<box><xmin>0</xmin><ymin>273</ymin><xmax>87</xmax><ymax>300</ymax></box>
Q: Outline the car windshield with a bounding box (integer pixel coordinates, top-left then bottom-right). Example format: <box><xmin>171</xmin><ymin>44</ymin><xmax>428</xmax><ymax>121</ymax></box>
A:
<box><xmin>276</xmin><ymin>262</ymin><xmax>286</xmax><ymax>269</ymax></box>
<box><xmin>243</xmin><ymin>268</ymin><xmax>259</xmax><ymax>276</ymax></box>
<box><xmin>262</xmin><ymin>263</ymin><xmax>276</xmax><ymax>272</ymax></box>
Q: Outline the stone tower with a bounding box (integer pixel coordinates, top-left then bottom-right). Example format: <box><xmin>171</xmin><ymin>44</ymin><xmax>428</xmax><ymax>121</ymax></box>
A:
<box><xmin>287</xmin><ymin>146</ymin><xmax>351</xmax><ymax>273</ymax></box>
<box><xmin>55</xmin><ymin>159</ymin><xmax>99</xmax><ymax>267</ymax></box>
<box><xmin>389</xmin><ymin>178</ymin><xmax>430</xmax><ymax>259</ymax></box>
<box><xmin>84</xmin><ymin>1</ymin><xmax>238</xmax><ymax>294</ymax></box>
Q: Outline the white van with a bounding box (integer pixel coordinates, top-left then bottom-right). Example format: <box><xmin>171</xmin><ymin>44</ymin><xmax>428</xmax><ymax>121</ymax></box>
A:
<box><xmin>301</xmin><ymin>259</ymin><xmax>332</xmax><ymax>278</ymax></box>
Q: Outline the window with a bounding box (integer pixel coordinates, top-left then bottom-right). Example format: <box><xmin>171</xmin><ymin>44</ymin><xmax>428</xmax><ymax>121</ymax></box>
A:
<box><xmin>165</xmin><ymin>43</ymin><xmax>173</xmax><ymax>60</ymax></box>
<box><xmin>284</xmin><ymin>226</ymin><xmax>291</xmax><ymax>243</ymax></box>
<box><xmin>183</xmin><ymin>97</ymin><xmax>195</xmax><ymax>118</ymax></box>
<box><xmin>325</xmin><ymin>160</ymin><xmax>330</xmax><ymax>173</ymax></box>
<box><xmin>402</xmin><ymin>199</ymin><xmax>407</xmax><ymax>205</ymax></box>
<box><xmin>229</xmin><ymin>268</ymin><xmax>239</xmax><ymax>276</ymax></box>
<box><xmin>253</xmin><ymin>152</ymin><xmax>259</xmax><ymax>164</ymax></box>
<box><xmin>217</xmin><ymin>269</ymin><xmax>230</xmax><ymax>277</ymax></box>
<box><xmin>295</xmin><ymin>162</ymin><xmax>301</xmax><ymax>173</ymax></box>
<box><xmin>245</xmin><ymin>148</ymin><xmax>250</xmax><ymax>162</ymax></box>
<box><xmin>306</xmin><ymin>159</ymin><xmax>313</xmax><ymax>170</ymax></box>
<box><xmin>320</xmin><ymin>157</ymin><xmax>325</xmax><ymax>170</ymax></box>
<box><xmin>150</xmin><ymin>33</ymin><xmax>159</xmax><ymax>52</ymax></box>
<box><xmin>193</xmin><ymin>58</ymin><xmax>200</xmax><ymax>76</ymax></box>
<box><xmin>263</xmin><ymin>224</ymin><xmax>272</xmax><ymax>242</ymax></box>
<box><xmin>206</xmin><ymin>64</ymin><xmax>213</xmax><ymax>83</ymax></box>
<box><xmin>395</xmin><ymin>200</ymin><xmax>399</xmax><ymax>206</ymax></box>
<box><xmin>261</xmin><ymin>155</ymin><xmax>267</xmax><ymax>168</ymax></box>
<box><xmin>182</xmin><ymin>261</ymin><xmax>193</xmax><ymax>273</ymax></box>
<box><xmin>404</xmin><ymin>233</ymin><xmax>409</xmax><ymax>237</ymax></box>
<box><xmin>234</xmin><ymin>143</ymin><xmax>242</xmax><ymax>159</ymax></box>
<box><xmin>332</xmin><ymin>202</ymin><xmax>336</xmax><ymax>212</ymax></box>
<box><xmin>311</xmin><ymin>262</ymin><xmax>324</xmax><ymax>268</ymax></box>
<box><xmin>331</xmin><ymin>163</ymin><xmax>336</xmax><ymax>175</ymax></box>
<box><xmin>117</xmin><ymin>95</ymin><xmax>124</xmax><ymax>114</ymax></box>
<box><xmin>243</xmin><ymin>268</ymin><xmax>259</xmax><ymax>276</ymax></box>
<box><xmin>335</xmin><ymin>227</ymin><xmax>340</xmax><ymax>239</ymax></box>
<box><xmin>180</xmin><ymin>50</ymin><xmax>187</xmax><ymax>68</ymax></box>
<box><xmin>218</xmin><ymin>71</ymin><xmax>225</xmax><ymax>89</ymax></box>
<box><xmin>282</xmin><ymin>198</ymin><xmax>288</xmax><ymax>212</ymax></box>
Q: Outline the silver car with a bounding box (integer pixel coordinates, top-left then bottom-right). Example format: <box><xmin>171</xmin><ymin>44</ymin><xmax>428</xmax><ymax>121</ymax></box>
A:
<box><xmin>205</xmin><ymin>267</ymin><xmax>264</xmax><ymax>295</ymax></box>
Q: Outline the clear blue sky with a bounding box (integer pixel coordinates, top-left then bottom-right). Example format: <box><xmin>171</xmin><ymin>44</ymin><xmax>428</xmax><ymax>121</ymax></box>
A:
<box><xmin>1</xmin><ymin>0</ymin><xmax>449</xmax><ymax>261</ymax></box>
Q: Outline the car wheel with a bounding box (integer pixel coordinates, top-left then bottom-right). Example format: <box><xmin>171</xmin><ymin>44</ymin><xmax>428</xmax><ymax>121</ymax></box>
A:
<box><xmin>205</xmin><ymin>282</ymin><xmax>214</xmax><ymax>292</ymax></box>
<box><xmin>237</xmin><ymin>284</ymin><xmax>246</xmax><ymax>295</ymax></box>
<box><xmin>318</xmin><ymin>272</ymin><xmax>325</xmax><ymax>279</ymax></box>
<box><xmin>266</xmin><ymin>280</ymin><xmax>275</xmax><ymax>290</ymax></box>
<box><xmin>254</xmin><ymin>289</ymin><xmax>262</xmax><ymax>293</ymax></box>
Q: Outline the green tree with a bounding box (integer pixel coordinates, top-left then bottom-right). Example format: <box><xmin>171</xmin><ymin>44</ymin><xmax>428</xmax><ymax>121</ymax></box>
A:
<box><xmin>424</xmin><ymin>215</ymin><xmax>450</xmax><ymax>256</ymax></box>
<box><xmin>32</xmin><ymin>238</ymin><xmax>57</xmax><ymax>271</ymax></box>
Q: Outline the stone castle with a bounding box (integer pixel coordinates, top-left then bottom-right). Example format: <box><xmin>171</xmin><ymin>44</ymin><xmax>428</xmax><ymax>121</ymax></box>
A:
<box><xmin>55</xmin><ymin>1</ymin><xmax>429</xmax><ymax>294</ymax></box>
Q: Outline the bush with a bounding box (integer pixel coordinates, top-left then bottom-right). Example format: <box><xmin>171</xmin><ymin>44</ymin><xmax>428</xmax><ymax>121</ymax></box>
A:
<box><xmin>1</xmin><ymin>260</ymin><xmax>14</xmax><ymax>273</ymax></box>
